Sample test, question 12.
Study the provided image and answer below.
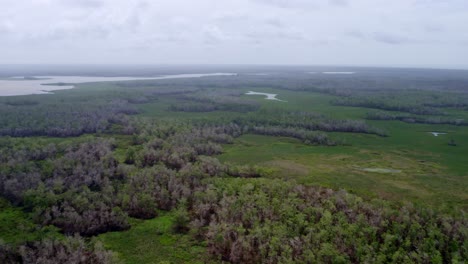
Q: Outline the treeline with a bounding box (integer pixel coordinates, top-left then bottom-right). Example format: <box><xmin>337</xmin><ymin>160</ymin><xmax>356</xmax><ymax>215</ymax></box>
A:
<box><xmin>134</xmin><ymin>119</ymin><xmax>338</xmax><ymax>147</ymax></box>
<box><xmin>328</xmin><ymin>88</ymin><xmax>468</xmax><ymax>116</ymax></box>
<box><xmin>233</xmin><ymin>110</ymin><xmax>388</xmax><ymax>137</ymax></box>
<box><xmin>169</xmin><ymin>102</ymin><xmax>219</xmax><ymax>112</ymax></box>
<box><xmin>0</xmin><ymin>99</ymin><xmax>138</xmax><ymax>137</ymax></box>
<box><xmin>332</xmin><ymin>97</ymin><xmax>443</xmax><ymax>115</ymax></box>
<box><xmin>250</xmin><ymin>126</ymin><xmax>335</xmax><ymax>145</ymax></box>
<box><xmin>169</xmin><ymin>92</ymin><xmax>260</xmax><ymax>113</ymax></box>
<box><xmin>0</xmin><ymin>236</ymin><xmax>115</xmax><ymax>264</ymax></box>
<box><xmin>366</xmin><ymin>111</ymin><xmax>467</xmax><ymax>126</ymax></box>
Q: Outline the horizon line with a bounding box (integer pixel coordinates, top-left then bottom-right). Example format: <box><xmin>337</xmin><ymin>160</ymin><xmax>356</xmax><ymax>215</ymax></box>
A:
<box><xmin>0</xmin><ymin>63</ymin><xmax>467</xmax><ymax>71</ymax></box>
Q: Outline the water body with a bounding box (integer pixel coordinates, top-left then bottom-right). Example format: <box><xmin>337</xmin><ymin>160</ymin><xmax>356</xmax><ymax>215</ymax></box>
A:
<box><xmin>307</xmin><ymin>72</ymin><xmax>355</xmax><ymax>75</ymax></box>
<box><xmin>247</xmin><ymin>73</ymin><xmax>270</xmax><ymax>76</ymax></box>
<box><xmin>0</xmin><ymin>73</ymin><xmax>236</xmax><ymax>96</ymax></box>
<box><xmin>245</xmin><ymin>91</ymin><xmax>286</xmax><ymax>102</ymax></box>
<box><xmin>322</xmin><ymin>72</ymin><xmax>356</xmax><ymax>74</ymax></box>
<box><xmin>429</xmin><ymin>132</ymin><xmax>447</xmax><ymax>137</ymax></box>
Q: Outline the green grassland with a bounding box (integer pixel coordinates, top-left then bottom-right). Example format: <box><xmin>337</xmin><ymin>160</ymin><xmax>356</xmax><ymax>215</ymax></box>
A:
<box><xmin>218</xmin><ymin>89</ymin><xmax>468</xmax><ymax>212</ymax></box>
<box><xmin>99</xmin><ymin>212</ymin><xmax>210</xmax><ymax>264</ymax></box>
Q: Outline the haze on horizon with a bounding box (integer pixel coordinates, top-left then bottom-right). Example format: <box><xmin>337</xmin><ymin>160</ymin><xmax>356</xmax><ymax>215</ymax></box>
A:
<box><xmin>1</xmin><ymin>0</ymin><xmax>467</xmax><ymax>69</ymax></box>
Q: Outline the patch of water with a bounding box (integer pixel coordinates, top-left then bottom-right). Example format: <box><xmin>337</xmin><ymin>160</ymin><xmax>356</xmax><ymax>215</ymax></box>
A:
<box><xmin>429</xmin><ymin>132</ymin><xmax>447</xmax><ymax>137</ymax></box>
<box><xmin>245</xmin><ymin>91</ymin><xmax>286</xmax><ymax>102</ymax></box>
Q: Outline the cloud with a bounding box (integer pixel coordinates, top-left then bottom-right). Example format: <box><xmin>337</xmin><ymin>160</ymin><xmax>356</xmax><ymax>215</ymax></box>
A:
<box><xmin>329</xmin><ymin>0</ymin><xmax>347</xmax><ymax>6</ymax></box>
<box><xmin>244</xmin><ymin>27</ymin><xmax>307</xmax><ymax>43</ymax></box>
<box><xmin>202</xmin><ymin>25</ymin><xmax>230</xmax><ymax>44</ymax></box>
<box><xmin>264</xmin><ymin>18</ymin><xmax>285</xmax><ymax>28</ymax></box>
<box><xmin>0</xmin><ymin>20</ymin><xmax>14</xmax><ymax>34</ymax></box>
<box><xmin>372</xmin><ymin>32</ymin><xmax>413</xmax><ymax>45</ymax></box>
<box><xmin>59</xmin><ymin>0</ymin><xmax>105</xmax><ymax>8</ymax></box>
<box><xmin>424</xmin><ymin>24</ymin><xmax>445</xmax><ymax>33</ymax></box>
<box><xmin>0</xmin><ymin>0</ymin><xmax>467</xmax><ymax>67</ymax></box>
<box><xmin>252</xmin><ymin>0</ymin><xmax>347</xmax><ymax>9</ymax></box>
<box><xmin>345</xmin><ymin>31</ymin><xmax>415</xmax><ymax>45</ymax></box>
<box><xmin>345</xmin><ymin>30</ymin><xmax>366</xmax><ymax>39</ymax></box>
<box><xmin>251</xmin><ymin>0</ymin><xmax>319</xmax><ymax>9</ymax></box>
<box><xmin>212</xmin><ymin>12</ymin><xmax>250</xmax><ymax>23</ymax></box>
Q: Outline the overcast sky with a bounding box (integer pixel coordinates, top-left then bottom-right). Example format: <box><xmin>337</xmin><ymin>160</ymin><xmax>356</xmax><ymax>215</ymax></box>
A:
<box><xmin>1</xmin><ymin>0</ymin><xmax>467</xmax><ymax>68</ymax></box>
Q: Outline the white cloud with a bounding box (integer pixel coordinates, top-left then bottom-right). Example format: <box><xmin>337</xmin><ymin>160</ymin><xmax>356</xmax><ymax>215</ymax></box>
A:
<box><xmin>0</xmin><ymin>0</ymin><xmax>467</xmax><ymax>67</ymax></box>
<box><xmin>202</xmin><ymin>25</ymin><xmax>230</xmax><ymax>44</ymax></box>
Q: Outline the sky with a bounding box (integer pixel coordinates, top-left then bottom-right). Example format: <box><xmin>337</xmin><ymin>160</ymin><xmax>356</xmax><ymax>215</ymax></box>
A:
<box><xmin>0</xmin><ymin>0</ymin><xmax>467</xmax><ymax>68</ymax></box>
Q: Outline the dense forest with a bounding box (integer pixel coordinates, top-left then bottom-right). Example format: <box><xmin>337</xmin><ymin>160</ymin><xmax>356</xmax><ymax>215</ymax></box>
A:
<box><xmin>0</xmin><ymin>68</ymin><xmax>467</xmax><ymax>263</ymax></box>
<box><xmin>1</xmin><ymin>123</ymin><xmax>466</xmax><ymax>263</ymax></box>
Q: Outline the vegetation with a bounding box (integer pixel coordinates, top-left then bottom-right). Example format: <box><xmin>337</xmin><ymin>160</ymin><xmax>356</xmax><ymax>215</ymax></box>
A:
<box><xmin>366</xmin><ymin>111</ymin><xmax>467</xmax><ymax>126</ymax></box>
<box><xmin>1</xmin><ymin>235</ymin><xmax>116</xmax><ymax>264</ymax></box>
<box><xmin>0</xmin><ymin>68</ymin><xmax>467</xmax><ymax>263</ymax></box>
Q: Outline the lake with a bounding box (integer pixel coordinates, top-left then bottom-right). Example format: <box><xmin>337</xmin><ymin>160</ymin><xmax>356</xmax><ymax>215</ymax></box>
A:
<box><xmin>245</xmin><ymin>91</ymin><xmax>286</xmax><ymax>102</ymax></box>
<box><xmin>0</xmin><ymin>73</ymin><xmax>236</xmax><ymax>96</ymax></box>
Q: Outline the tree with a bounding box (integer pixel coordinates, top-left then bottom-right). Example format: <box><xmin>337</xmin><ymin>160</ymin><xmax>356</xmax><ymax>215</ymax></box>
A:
<box><xmin>448</xmin><ymin>138</ymin><xmax>457</xmax><ymax>146</ymax></box>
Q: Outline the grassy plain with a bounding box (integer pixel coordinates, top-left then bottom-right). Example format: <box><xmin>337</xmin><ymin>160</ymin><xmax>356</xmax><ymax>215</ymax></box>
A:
<box><xmin>218</xmin><ymin>89</ymin><xmax>468</xmax><ymax>212</ymax></box>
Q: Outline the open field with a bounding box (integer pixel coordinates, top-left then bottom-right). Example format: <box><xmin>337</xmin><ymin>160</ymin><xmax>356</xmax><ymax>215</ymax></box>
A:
<box><xmin>220</xmin><ymin>133</ymin><xmax>468</xmax><ymax>211</ymax></box>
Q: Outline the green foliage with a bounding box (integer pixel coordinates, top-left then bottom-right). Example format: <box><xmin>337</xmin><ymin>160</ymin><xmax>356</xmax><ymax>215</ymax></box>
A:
<box><xmin>448</xmin><ymin>138</ymin><xmax>457</xmax><ymax>146</ymax></box>
<box><xmin>194</xmin><ymin>178</ymin><xmax>467</xmax><ymax>263</ymax></box>
<box><xmin>0</xmin><ymin>199</ymin><xmax>62</xmax><ymax>246</ymax></box>
<box><xmin>1</xmin><ymin>235</ymin><xmax>117</xmax><ymax>264</ymax></box>
<box><xmin>172</xmin><ymin>205</ymin><xmax>190</xmax><ymax>234</ymax></box>
<box><xmin>99</xmin><ymin>214</ymin><xmax>209</xmax><ymax>264</ymax></box>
